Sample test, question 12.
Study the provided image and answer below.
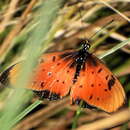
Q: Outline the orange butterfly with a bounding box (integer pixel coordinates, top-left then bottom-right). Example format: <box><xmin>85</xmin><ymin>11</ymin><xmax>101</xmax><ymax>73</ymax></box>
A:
<box><xmin>0</xmin><ymin>40</ymin><xmax>125</xmax><ymax>113</ymax></box>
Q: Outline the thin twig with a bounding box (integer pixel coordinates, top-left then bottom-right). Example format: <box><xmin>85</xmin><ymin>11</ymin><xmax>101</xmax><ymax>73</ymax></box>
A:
<box><xmin>0</xmin><ymin>0</ymin><xmax>37</xmax><ymax>59</ymax></box>
<box><xmin>15</xmin><ymin>97</ymin><xmax>69</xmax><ymax>130</ymax></box>
<box><xmin>99</xmin><ymin>0</ymin><xmax>130</xmax><ymax>23</ymax></box>
<box><xmin>0</xmin><ymin>0</ymin><xmax>20</xmax><ymax>33</ymax></box>
<box><xmin>77</xmin><ymin>108</ymin><xmax>130</xmax><ymax>130</ymax></box>
<box><xmin>98</xmin><ymin>38</ymin><xmax>130</xmax><ymax>59</ymax></box>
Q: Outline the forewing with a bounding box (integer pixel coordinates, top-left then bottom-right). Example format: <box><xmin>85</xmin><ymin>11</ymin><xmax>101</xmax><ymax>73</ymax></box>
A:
<box><xmin>71</xmin><ymin>54</ymin><xmax>125</xmax><ymax>113</ymax></box>
<box><xmin>29</xmin><ymin>51</ymin><xmax>76</xmax><ymax>100</ymax></box>
<box><xmin>0</xmin><ymin>51</ymin><xmax>75</xmax><ymax>100</ymax></box>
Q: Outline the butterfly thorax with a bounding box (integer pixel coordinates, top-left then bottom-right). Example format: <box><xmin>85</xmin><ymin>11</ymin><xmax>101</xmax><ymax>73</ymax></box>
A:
<box><xmin>72</xmin><ymin>42</ymin><xmax>91</xmax><ymax>83</ymax></box>
<box><xmin>60</xmin><ymin>42</ymin><xmax>91</xmax><ymax>84</ymax></box>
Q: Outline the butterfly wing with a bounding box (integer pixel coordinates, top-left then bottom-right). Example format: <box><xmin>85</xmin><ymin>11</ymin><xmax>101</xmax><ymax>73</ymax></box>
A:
<box><xmin>29</xmin><ymin>51</ymin><xmax>76</xmax><ymax>100</ymax></box>
<box><xmin>0</xmin><ymin>48</ymin><xmax>125</xmax><ymax>112</ymax></box>
<box><xmin>70</xmin><ymin>54</ymin><xmax>125</xmax><ymax>113</ymax></box>
<box><xmin>0</xmin><ymin>51</ymin><xmax>76</xmax><ymax>100</ymax></box>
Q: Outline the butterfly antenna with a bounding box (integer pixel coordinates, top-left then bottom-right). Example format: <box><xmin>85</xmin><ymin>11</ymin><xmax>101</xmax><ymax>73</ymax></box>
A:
<box><xmin>89</xmin><ymin>19</ymin><xmax>114</xmax><ymax>41</ymax></box>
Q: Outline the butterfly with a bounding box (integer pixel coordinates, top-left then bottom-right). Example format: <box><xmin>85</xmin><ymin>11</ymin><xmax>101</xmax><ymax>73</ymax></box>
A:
<box><xmin>0</xmin><ymin>40</ymin><xmax>126</xmax><ymax>113</ymax></box>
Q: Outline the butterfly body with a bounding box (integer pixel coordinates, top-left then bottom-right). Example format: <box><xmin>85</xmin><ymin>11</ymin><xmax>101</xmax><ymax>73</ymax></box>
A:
<box><xmin>0</xmin><ymin>41</ymin><xmax>125</xmax><ymax>112</ymax></box>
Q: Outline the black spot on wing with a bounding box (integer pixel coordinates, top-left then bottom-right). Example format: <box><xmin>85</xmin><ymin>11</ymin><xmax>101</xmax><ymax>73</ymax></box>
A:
<box><xmin>104</xmin><ymin>89</ymin><xmax>108</xmax><ymax>91</ymax></box>
<box><xmin>57</xmin><ymin>63</ymin><xmax>60</xmax><ymax>66</ymax></box>
<box><xmin>48</xmin><ymin>93</ymin><xmax>60</xmax><ymax>100</ymax></box>
<box><xmin>91</xmin><ymin>71</ymin><xmax>94</xmax><ymax>74</ymax></box>
<box><xmin>72</xmin><ymin>98</ymin><xmax>96</xmax><ymax>109</ymax></box>
<box><xmin>98</xmin><ymin>83</ymin><xmax>101</xmax><ymax>86</ymax></box>
<box><xmin>67</xmin><ymin>70</ymin><xmax>70</xmax><ymax>73</ymax></box>
<box><xmin>52</xmin><ymin>56</ymin><xmax>56</xmax><ymax>62</ymax></box>
<box><xmin>97</xmin><ymin>68</ymin><xmax>102</xmax><ymax>73</ymax></box>
<box><xmin>33</xmin><ymin>90</ymin><xmax>50</xmax><ymax>99</ymax></box>
<box><xmin>89</xmin><ymin>95</ymin><xmax>93</xmax><ymax>100</ymax></box>
<box><xmin>34</xmin><ymin>90</ymin><xmax>60</xmax><ymax>100</ymax></box>
<box><xmin>97</xmin><ymin>97</ymin><xmax>100</xmax><ymax>100</ymax></box>
<box><xmin>105</xmin><ymin>75</ymin><xmax>109</xmax><ymax>80</ymax></box>
<box><xmin>40</xmin><ymin>81</ymin><xmax>45</xmax><ymax>88</ymax></box>
<box><xmin>79</xmin><ymin>85</ymin><xmax>83</xmax><ymax>88</ymax></box>
<box><xmin>56</xmin><ymin>80</ymin><xmax>59</xmax><ymax>82</ymax></box>
<box><xmin>47</xmin><ymin>72</ymin><xmax>52</xmax><ymax>76</ymax></box>
<box><xmin>62</xmin><ymin>81</ymin><xmax>65</xmax><ymax>84</ymax></box>
<box><xmin>108</xmin><ymin>75</ymin><xmax>116</xmax><ymax>90</ymax></box>
<box><xmin>91</xmin><ymin>84</ymin><xmax>94</xmax><ymax>87</ymax></box>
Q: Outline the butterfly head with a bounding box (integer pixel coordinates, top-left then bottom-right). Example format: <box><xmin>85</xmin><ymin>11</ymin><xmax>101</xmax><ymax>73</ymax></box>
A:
<box><xmin>80</xmin><ymin>40</ymin><xmax>91</xmax><ymax>53</ymax></box>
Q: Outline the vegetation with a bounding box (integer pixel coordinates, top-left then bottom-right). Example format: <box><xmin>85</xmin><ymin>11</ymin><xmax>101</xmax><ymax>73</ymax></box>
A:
<box><xmin>0</xmin><ymin>0</ymin><xmax>130</xmax><ymax>129</ymax></box>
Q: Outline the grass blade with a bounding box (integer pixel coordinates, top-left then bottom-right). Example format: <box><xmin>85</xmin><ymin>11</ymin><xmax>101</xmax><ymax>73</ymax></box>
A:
<box><xmin>0</xmin><ymin>0</ymin><xmax>65</xmax><ymax>130</ymax></box>
<box><xmin>98</xmin><ymin>38</ymin><xmax>130</xmax><ymax>59</ymax></box>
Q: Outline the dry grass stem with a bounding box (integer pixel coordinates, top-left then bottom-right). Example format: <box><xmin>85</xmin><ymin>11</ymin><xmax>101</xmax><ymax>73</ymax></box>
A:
<box><xmin>0</xmin><ymin>0</ymin><xmax>37</xmax><ymax>59</ymax></box>
<box><xmin>99</xmin><ymin>0</ymin><xmax>130</xmax><ymax>22</ymax></box>
<box><xmin>0</xmin><ymin>0</ymin><xmax>19</xmax><ymax>33</ymax></box>
<box><xmin>77</xmin><ymin>108</ymin><xmax>130</xmax><ymax>130</ymax></box>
